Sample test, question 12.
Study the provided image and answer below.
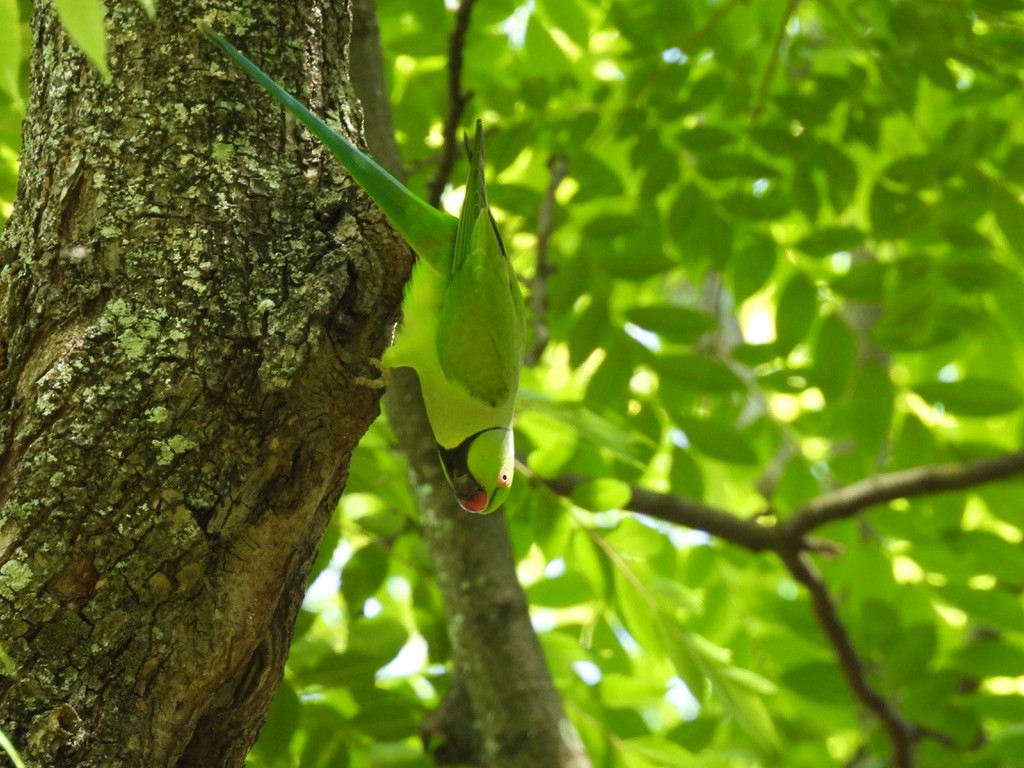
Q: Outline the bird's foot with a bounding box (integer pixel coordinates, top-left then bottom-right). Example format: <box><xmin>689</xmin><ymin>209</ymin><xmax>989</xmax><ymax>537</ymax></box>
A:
<box><xmin>355</xmin><ymin>358</ymin><xmax>390</xmax><ymax>390</ymax></box>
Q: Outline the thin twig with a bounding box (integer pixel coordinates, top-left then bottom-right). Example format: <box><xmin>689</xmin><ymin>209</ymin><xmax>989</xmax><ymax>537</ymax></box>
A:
<box><xmin>427</xmin><ymin>0</ymin><xmax>478</xmax><ymax>208</ymax></box>
<box><xmin>680</xmin><ymin>0</ymin><xmax>749</xmax><ymax>53</ymax></box>
<box><xmin>541</xmin><ymin>450</ymin><xmax>1024</xmax><ymax>550</ymax></box>
<box><xmin>538</xmin><ymin>449</ymin><xmax>1024</xmax><ymax>766</ymax></box>
<box><xmin>780</xmin><ymin>450</ymin><xmax>1024</xmax><ymax>541</ymax></box>
<box><xmin>751</xmin><ymin>0</ymin><xmax>800</xmax><ymax>121</ymax></box>
<box><xmin>781</xmin><ymin>550</ymin><xmax>916</xmax><ymax>768</ymax></box>
<box><xmin>539</xmin><ymin>472</ymin><xmax>777</xmax><ymax>551</ymax></box>
<box><xmin>525</xmin><ymin>154</ymin><xmax>569</xmax><ymax>366</ymax></box>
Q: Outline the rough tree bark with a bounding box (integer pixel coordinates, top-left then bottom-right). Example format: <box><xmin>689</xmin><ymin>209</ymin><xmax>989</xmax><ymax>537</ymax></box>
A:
<box><xmin>0</xmin><ymin>1</ymin><xmax>408</xmax><ymax>766</ymax></box>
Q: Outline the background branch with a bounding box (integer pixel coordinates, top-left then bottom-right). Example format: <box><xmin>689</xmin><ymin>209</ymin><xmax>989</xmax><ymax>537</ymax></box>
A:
<box><xmin>780</xmin><ymin>449</ymin><xmax>1024</xmax><ymax>541</ymax></box>
<box><xmin>538</xmin><ymin>448</ymin><xmax>1024</xmax><ymax>768</ymax></box>
<box><xmin>751</xmin><ymin>0</ymin><xmax>800</xmax><ymax>120</ymax></box>
<box><xmin>525</xmin><ymin>154</ymin><xmax>569</xmax><ymax>366</ymax></box>
<box><xmin>781</xmin><ymin>550</ymin><xmax>915</xmax><ymax>768</ymax></box>
<box><xmin>541</xmin><ymin>450</ymin><xmax>1024</xmax><ymax>551</ymax></box>
<box><xmin>539</xmin><ymin>470</ymin><xmax>776</xmax><ymax>551</ymax></box>
<box><xmin>426</xmin><ymin>0</ymin><xmax>478</xmax><ymax>208</ymax></box>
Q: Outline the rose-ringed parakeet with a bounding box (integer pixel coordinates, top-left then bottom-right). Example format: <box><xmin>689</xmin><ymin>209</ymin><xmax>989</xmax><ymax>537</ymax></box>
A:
<box><xmin>202</xmin><ymin>25</ymin><xmax>525</xmax><ymax>514</ymax></box>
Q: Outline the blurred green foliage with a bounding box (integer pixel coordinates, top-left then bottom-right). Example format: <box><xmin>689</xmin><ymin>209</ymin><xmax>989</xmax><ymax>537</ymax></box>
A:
<box><xmin>5</xmin><ymin>1</ymin><xmax>1024</xmax><ymax>766</ymax></box>
<box><xmin>0</xmin><ymin>0</ymin><xmax>28</xmax><ymax>219</ymax></box>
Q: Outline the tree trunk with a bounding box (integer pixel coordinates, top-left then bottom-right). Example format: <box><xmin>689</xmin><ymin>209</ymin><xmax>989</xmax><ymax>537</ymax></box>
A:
<box><xmin>0</xmin><ymin>1</ymin><xmax>408</xmax><ymax>766</ymax></box>
<box><xmin>348</xmin><ymin>2</ymin><xmax>591</xmax><ymax>766</ymax></box>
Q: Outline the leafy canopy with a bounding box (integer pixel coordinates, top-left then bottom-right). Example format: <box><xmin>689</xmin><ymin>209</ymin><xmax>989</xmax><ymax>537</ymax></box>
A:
<box><xmin>277</xmin><ymin>1</ymin><xmax>1024</xmax><ymax>766</ymax></box>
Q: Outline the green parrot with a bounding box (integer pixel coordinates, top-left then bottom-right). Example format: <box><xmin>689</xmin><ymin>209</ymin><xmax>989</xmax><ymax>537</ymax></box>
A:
<box><xmin>201</xmin><ymin>25</ymin><xmax>525</xmax><ymax>514</ymax></box>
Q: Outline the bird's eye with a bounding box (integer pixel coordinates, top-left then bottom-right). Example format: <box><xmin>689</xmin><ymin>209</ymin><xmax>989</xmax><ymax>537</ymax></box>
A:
<box><xmin>498</xmin><ymin>471</ymin><xmax>511</xmax><ymax>487</ymax></box>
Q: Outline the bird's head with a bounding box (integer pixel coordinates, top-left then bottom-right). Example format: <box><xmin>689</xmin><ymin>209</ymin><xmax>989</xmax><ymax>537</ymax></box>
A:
<box><xmin>438</xmin><ymin>427</ymin><xmax>514</xmax><ymax>514</ymax></box>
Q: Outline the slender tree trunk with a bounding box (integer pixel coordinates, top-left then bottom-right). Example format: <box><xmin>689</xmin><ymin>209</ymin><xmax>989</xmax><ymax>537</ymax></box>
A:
<box><xmin>349</xmin><ymin>2</ymin><xmax>591</xmax><ymax>766</ymax></box>
<box><xmin>0</xmin><ymin>1</ymin><xmax>407</xmax><ymax>766</ymax></box>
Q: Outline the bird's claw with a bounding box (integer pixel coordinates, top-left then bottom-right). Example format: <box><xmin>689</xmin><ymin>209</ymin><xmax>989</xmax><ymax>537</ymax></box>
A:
<box><xmin>355</xmin><ymin>358</ymin><xmax>390</xmax><ymax>390</ymax></box>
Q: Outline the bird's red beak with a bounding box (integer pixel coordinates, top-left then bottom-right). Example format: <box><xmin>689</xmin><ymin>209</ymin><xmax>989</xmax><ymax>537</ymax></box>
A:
<box><xmin>458</xmin><ymin>491</ymin><xmax>489</xmax><ymax>513</ymax></box>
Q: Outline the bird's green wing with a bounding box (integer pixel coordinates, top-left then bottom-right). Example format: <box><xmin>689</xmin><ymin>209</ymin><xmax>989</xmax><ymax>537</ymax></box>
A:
<box><xmin>436</xmin><ymin>122</ymin><xmax>525</xmax><ymax>408</ymax></box>
<box><xmin>200</xmin><ymin>23</ymin><xmax>457</xmax><ymax>272</ymax></box>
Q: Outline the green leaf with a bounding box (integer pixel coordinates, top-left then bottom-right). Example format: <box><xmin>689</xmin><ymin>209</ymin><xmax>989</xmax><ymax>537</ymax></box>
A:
<box><xmin>567</xmin><ymin>293</ymin><xmax>609</xmax><ymax>368</ymax></box>
<box><xmin>351</xmin><ymin>695</ymin><xmax>422</xmax><ymax>740</ymax></box>
<box><xmin>613</xmin><ymin>571</ymin><xmax>667</xmax><ymax>658</ymax></box>
<box><xmin>573</xmin><ymin>152</ymin><xmax>624</xmax><ymax>202</ymax></box>
<box><xmin>137</xmin><ymin>0</ymin><xmax>156</xmax><ymax>18</ymax></box>
<box><xmin>663</xmin><ymin>630</ymin><xmax>780</xmax><ymax>753</ymax></box>
<box><xmin>885</xmin><ymin>623</ymin><xmax>936</xmax><ymax>688</ymax></box>
<box><xmin>624</xmin><ymin>305</ymin><xmax>717</xmax><ymax>344</ymax></box>
<box><xmin>912</xmin><ymin>379</ymin><xmax>1023</xmax><ymax>417</ymax></box>
<box><xmin>981</xmin><ymin>729</ymin><xmax>1024</xmax><ymax>765</ymax></box>
<box><xmin>870</xmin><ymin>180</ymin><xmax>930</xmax><ymax>239</ymax></box>
<box><xmin>648</xmin><ymin>578</ymin><xmax>701</xmax><ymax>620</ymax></box>
<box><xmin>600</xmin><ymin>672</ymin><xmax>667</xmax><ymax>708</ymax></box>
<box><xmin>654</xmin><ymin>354</ymin><xmax>745</xmax><ymax>393</ymax></box>
<box><xmin>952</xmin><ymin>639</ymin><xmax>1024</xmax><ymax>678</ymax></box>
<box><xmin>537</xmin><ymin>0</ymin><xmax>589</xmax><ymax>47</ymax></box>
<box><xmin>670</xmin><ymin>185</ymin><xmax>733</xmax><ymax>266</ymax></box>
<box><xmin>850</xmin><ymin>361</ymin><xmax>894</xmax><ymax>451</ymax></box>
<box><xmin>812</xmin><ymin>313</ymin><xmax>856</xmax><ymax>400</ymax></box>
<box><xmin>669</xmin><ymin>446</ymin><xmax>704</xmax><ymax>501</ymax></box>
<box><xmin>941</xmin><ymin>251</ymin><xmax>1006</xmax><ymax>292</ymax></box>
<box><xmin>620</xmin><ymin>736</ymin><xmax>706</xmax><ymax>767</ymax></box>
<box><xmin>570</xmin><ymin>478</ymin><xmax>632</xmax><ymax>511</ymax></box>
<box><xmin>829</xmin><ymin>261</ymin><xmax>887</xmax><ymax>300</ymax></box>
<box><xmin>523</xmin><ymin>16</ymin><xmax>574</xmax><ymax>78</ymax></box>
<box><xmin>779</xmin><ymin>660</ymin><xmax>848</xmax><ymax>704</ymax></box>
<box><xmin>518</xmin><ymin>394</ymin><xmax>654</xmax><ymax>469</ymax></box>
<box><xmin>820</xmin><ymin>143</ymin><xmax>858</xmax><ymax>212</ymax></box>
<box><xmin>340</xmin><ymin>544</ymin><xmax>389</xmax><ymax>611</ymax></box>
<box><xmin>0</xmin><ymin>0</ymin><xmax>21</xmax><ymax>106</ymax></box>
<box><xmin>794</xmin><ymin>226</ymin><xmax>864</xmax><ymax>258</ymax></box>
<box><xmin>53</xmin><ymin>0</ymin><xmax>111</xmax><ymax>81</ymax></box>
<box><xmin>730</xmin><ymin>235</ymin><xmax>778</xmax><ymax>301</ymax></box>
<box><xmin>346</xmin><ymin>616</ymin><xmax>409</xmax><ymax>664</ymax></box>
<box><xmin>992</xmin><ymin>181</ymin><xmax>1024</xmax><ymax>259</ymax></box>
<box><xmin>673</xmin><ymin>416</ymin><xmax>758</xmax><ymax>465</ymax></box>
<box><xmin>696</xmin><ymin>151</ymin><xmax>779</xmax><ymax>182</ymax></box>
<box><xmin>938</xmin><ymin>584</ymin><xmax>1024</xmax><ymax>632</ymax></box>
<box><xmin>250</xmin><ymin>681</ymin><xmax>300</xmax><ymax>762</ymax></box>
<box><xmin>775</xmin><ymin>271</ymin><xmax>818</xmax><ymax>351</ymax></box>
<box><xmin>606</xmin><ymin>517</ymin><xmax>667</xmax><ymax>560</ymax></box>
<box><xmin>957</xmin><ymin>530</ymin><xmax>1024</xmax><ymax>587</ymax></box>
<box><xmin>527</xmin><ymin>571</ymin><xmax>595</xmax><ymax>607</ymax></box>
<box><xmin>298</xmin><ymin>725</ymin><xmax>349</xmax><ymax>768</ymax></box>
<box><xmin>667</xmin><ymin>717</ymin><xmax>718</xmax><ymax>753</ymax></box>
<box><xmin>676</xmin><ymin>124</ymin><xmax>737</xmax><ymax>150</ymax></box>
<box><xmin>589</xmin><ymin>209</ymin><xmax>675</xmax><ymax>278</ymax></box>
<box><xmin>308</xmin><ymin>520</ymin><xmax>341</xmax><ymax>588</ymax></box>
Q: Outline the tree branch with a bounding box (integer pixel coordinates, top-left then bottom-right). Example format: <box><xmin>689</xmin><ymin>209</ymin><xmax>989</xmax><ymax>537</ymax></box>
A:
<box><xmin>525</xmin><ymin>154</ymin><xmax>569</xmax><ymax>366</ymax></box>
<box><xmin>536</xmin><ymin>449</ymin><xmax>1024</xmax><ymax>768</ymax></box>
<box><xmin>539</xmin><ymin>472</ymin><xmax>777</xmax><ymax>551</ymax></box>
<box><xmin>751</xmin><ymin>0</ymin><xmax>800</xmax><ymax>121</ymax></box>
<box><xmin>540</xmin><ymin>449</ymin><xmax>1024</xmax><ymax>551</ymax></box>
<box><xmin>426</xmin><ymin>0</ymin><xmax>478</xmax><ymax>208</ymax></box>
<box><xmin>781</xmin><ymin>550</ymin><xmax>916</xmax><ymax>768</ymax></box>
<box><xmin>680</xmin><ymin>0</ymin><xmax>750</xmax><ymax>54</ymax></box>
<box><xmin>779</xmin><ymin>449</ymin><xmax>1024</xmax><ymax>541</ymax></box>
